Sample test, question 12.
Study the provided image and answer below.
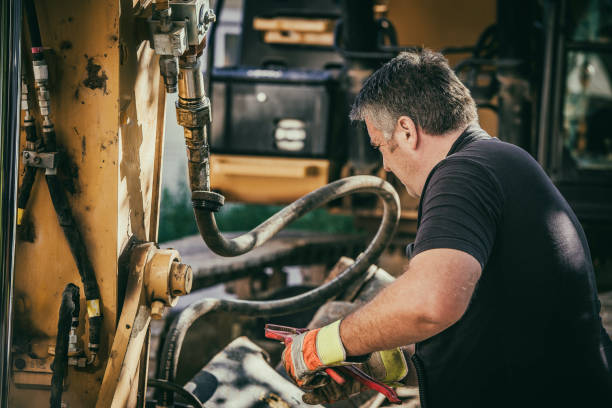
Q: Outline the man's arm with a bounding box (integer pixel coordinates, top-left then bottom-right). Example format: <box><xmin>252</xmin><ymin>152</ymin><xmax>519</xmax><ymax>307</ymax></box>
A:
<box><xmin>340</xmin><ymin>248</ymin><xmax>482</xmax><ymax>356</ymax></box>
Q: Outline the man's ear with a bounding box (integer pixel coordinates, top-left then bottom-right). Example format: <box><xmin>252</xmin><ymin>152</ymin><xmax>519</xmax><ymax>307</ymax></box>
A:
<box><xmin>397</xmin><ymin>116</ymin><xmax>418</xmax><ymax>150</ymax></box>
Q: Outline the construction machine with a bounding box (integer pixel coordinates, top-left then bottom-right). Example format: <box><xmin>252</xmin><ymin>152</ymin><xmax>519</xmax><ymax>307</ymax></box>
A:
<box><xmin>1</xmin><ymin>0</ymin><xmax>611</xmax><ymax>407</ymax></box>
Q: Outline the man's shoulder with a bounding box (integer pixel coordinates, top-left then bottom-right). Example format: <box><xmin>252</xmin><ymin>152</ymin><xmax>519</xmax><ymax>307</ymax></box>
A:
<box><xmin>440</xmin><ymin>138</ymin><xmax>541</xmax><ymax>183</ymax></box>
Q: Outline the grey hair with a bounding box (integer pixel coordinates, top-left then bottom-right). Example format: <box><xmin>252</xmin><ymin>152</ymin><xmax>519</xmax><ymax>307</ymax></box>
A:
<box><xmin>350</xmin><ymin>49</ymin><xmax>478</xmax><ymax>136</ymax></box>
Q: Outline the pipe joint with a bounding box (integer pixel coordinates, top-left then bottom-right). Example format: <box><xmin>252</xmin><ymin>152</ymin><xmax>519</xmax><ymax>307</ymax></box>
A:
<box><xmin>192</xmin><ymin>190</ymin><xmax>224</xmax><ymax>212</ymax></box>
<box><xmin>186</xmin><ymin>145</ymin><xmax>208</xmax><ymax>163</ymax></box>
<box><xmin>175</xmin><ymin>99</ymin><xmax>211</xmax><ymax>128</ymax></box>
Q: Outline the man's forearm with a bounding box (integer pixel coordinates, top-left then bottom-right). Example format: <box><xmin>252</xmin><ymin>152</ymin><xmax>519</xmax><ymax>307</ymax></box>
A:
<box><xmin>339</xmin><ymin>248</ymin><xmax>481</xmax><ymax>356</ymax></box>
<box><xmin>339</xmin><ymin>270</ymin><xmax>449</xmax><ymax>356</ymax></box>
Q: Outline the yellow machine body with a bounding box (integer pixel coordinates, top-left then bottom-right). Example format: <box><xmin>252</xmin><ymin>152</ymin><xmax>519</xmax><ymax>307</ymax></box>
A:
<box><xmin>11</xmin><ymin>0</ymin><xmax>165</xmax><ymax>406</ymax></box>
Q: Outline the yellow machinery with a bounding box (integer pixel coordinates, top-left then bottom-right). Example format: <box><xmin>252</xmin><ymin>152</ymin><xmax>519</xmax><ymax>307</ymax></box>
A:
<box><xmin>2</xmin><ymin>0</ymin><xmax>610</xmax><ymax>407</ymax></box>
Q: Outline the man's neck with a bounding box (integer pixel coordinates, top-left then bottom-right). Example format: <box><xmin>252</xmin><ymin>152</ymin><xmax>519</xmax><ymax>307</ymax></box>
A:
<box><xmin>416</xmin><ymin>126</ymin><xmax>468</xmax><ymax>195</ymax></box>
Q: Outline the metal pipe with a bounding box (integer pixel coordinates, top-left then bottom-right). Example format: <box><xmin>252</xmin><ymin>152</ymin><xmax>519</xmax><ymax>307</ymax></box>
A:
<box><xmin>177</xmin><ymin>55</ymin><xmax>211</xmax><ymax>193</ymax></box>
<box><xmin>157</xmin><ymin>176</ymin><xmax>400</xmax><ymax>406</ymax></box>
<box><xmin>0</xmin><ymin>0</ymin><xmax>21</xmax><ymax>404</ymax></box>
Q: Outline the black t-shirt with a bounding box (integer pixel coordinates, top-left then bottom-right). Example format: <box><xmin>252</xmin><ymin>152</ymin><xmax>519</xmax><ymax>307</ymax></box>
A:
<box><xmin>410</xmin><ymin>124</ymin><xmax>612</xmax><ymax>408</ymax></box>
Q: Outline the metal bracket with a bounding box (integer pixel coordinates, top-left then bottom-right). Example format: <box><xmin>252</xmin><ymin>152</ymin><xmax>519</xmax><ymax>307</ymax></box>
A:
<box><xmin>22</xmin><ymin>150</ymin><xmax>58</xmax><ymax>169</ymax></box>
<box><xmin>12</xmin><ymin>354</ymin><xmax>54</xmax><ymax>389</ymax></box>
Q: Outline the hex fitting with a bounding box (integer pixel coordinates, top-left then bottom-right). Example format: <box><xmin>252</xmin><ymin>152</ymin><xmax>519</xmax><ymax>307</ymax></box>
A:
<box><xmin>143</xmin><ymin>247</ymin><xmax>192</xmax><ymax>315</ymax></box>
<box><xmin>170</xmin><ymin>262</ymin><xmax>192</xmax><ymax>297</ymax></box>
<box><xmin>175</xmin><ymin>100</ymin><xmax>211</xmax><ymax>128</ymax></box>
<box><xmin>151</xmin><ymin>300</ymin><xmax>166</xmax><ymax>320</ymax></box>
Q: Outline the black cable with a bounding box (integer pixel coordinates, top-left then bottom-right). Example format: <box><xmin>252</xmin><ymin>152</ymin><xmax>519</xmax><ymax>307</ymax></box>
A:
<box><xmin>45</xmin><ymin>175</ymin><xmax>102</xmax><ymax>351</ymax></box>
<box><xmin>23</xmin><ymin>0</ymin><xmax>42</xmax><ymax>53</ymax></box>
<box><xmin>148</xmin><ymin>379</ymin><xmax>203</xmax><ymax>408</ymax></box>
<box><xmin>17</xmin><ymin>166</ymin><xmax>36</xmax><ymax>212</ymax></box>
<box><xmin>50</xmin><ymin>284</ymin><xmax>79</xmax><ymax>408</ymax></box>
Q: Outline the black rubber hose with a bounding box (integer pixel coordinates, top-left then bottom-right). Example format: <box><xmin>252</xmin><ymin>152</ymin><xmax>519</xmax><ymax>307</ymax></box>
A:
<box><xmin>17</xmin><ymin>166</ymin><xmax>36</xmax><ymax>211</ymax></box>
<box><xmin>24</xmin><ymin>122</ymin><xmax>37</xmax><ymax>143</ymax></box>
<box><xmin>194</xmin><ymin>176</ymin><xmax>397</xmax><ymax>257</ymax></box>
<box><xmin>50</xmin><ymin>283</ymin><xmax>79</xmax><ymax>408</ymax></box>
<box><xmin>158</xmin><ymin>176</ymin><xmax>400</xmax><ymax>406</ymax></box>
<box><xmin>45</xmin><ymin>174</ymin><xmax>102</xmax><ymax>350</ymax></box>
<box><xmin>42</xmin><ymin>127</ymin><xmax>56</xmax><ymax>153</ymax></box>
<box><xmin>148</xmin><ymin>379</ymin><xmax>203</xmax><ymax>408</ymax></box>
<box><xmin>23</xmin><ymin>0</ymin><xmax>42</xmax><ymax>53</ymax></box>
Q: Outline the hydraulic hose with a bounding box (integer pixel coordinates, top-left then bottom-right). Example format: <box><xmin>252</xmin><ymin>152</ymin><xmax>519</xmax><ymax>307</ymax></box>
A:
<box><xmin>50</xmin><ymin>283</ymin><xmax>79</xmax><ymax>408</ymax></box>
<box><xmin>46</xmin><ymin>175</ymin><xmax>102</xmax><ymax>354</ymax></box>
<box><xmin>23</xmin><ymin>0</ymin><xmax>42</xmax><ymax>53</ymax></box>
<box><xmin>195</xmin><ymin>176</ymin><xmax>396</xmax><ymax>257</ymax></box>
<box><xmin>157</xmin><ymin>176</ymin><xmax>400</xmax><ymax>406</ymax></box>
<box><xmin>23</xmin><ymin>0</ymin><xmax>102</xmax><ymax>358</ymax></box>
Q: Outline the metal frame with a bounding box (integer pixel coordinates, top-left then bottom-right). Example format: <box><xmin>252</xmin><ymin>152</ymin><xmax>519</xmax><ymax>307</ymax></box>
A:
<box><xmin>0</xmin><ymin>0</ymin><xmax>22</xmax><ymax>405</ymax></box>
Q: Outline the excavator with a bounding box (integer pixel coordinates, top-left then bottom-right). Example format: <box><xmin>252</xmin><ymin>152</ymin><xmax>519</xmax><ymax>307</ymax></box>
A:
<box><xmin>0</xmin><ymin>0</ymin><xmax>611</xmax><ymax>407</ymax></box>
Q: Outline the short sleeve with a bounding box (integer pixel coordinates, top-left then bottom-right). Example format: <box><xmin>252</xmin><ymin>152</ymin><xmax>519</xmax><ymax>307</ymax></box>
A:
<box><xmin>412</xmin><ymin>158</ymin><xmax>504</xmax><ymax>268</ymax></box>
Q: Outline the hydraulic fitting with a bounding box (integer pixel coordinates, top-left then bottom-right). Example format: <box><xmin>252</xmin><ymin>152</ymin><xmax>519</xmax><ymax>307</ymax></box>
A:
<box><xmin>159</xmin><ymin>56</ymin><xmax>180</xmax><ymax>93</ymax></box>
<box><xmin>169</xmin><ymin>262</ymin><xmax>193</xmax><ymax>297</ymax></box>
<box><xmin>143</xmin><ymin>247</ymin><xmax>193</xmax><ymax>319</ymax></box>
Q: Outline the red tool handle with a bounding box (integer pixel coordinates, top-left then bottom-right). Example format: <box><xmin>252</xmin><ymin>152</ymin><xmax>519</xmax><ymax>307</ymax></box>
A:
<box><xmin>337</xmin><ymin>366</ymin><xmax>401</xmax><ymax>404</ymax></box>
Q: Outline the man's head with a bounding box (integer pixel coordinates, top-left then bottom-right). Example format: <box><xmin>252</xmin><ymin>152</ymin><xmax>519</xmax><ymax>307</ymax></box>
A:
<box><xmin>350</xmin><ymin>49</ymin><xmax>478</xmax><ymax>197</ymax></box>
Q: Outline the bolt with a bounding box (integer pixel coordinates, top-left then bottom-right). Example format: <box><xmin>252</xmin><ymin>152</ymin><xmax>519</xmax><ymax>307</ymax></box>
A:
<box><xmin>203</xmin><ymin>9</ymin><xmax>216</xmax><ymax>25</ymax></box>
<box><xmin>33</xmin><ymin>156</ymin><xmax>41</xmax><ymax>164</ymax></box>
<box><xmin>23</xmin><ymin>152</ymin><xmax>30</xmax><ymax>159</ymax></box>
<box><xmin>14</xmin><ymin>358</ymin><xmax>26</xmax><ymax>370</ymax></box>
<box><xmin>170</xmin><ymin>262</ymin><xmax>193</xmax><ymax>297</ymax></box>
<box><xmin>150</xmin><ymin>300</ymin><xmax>165</xmax><ymax>320</ymax></box>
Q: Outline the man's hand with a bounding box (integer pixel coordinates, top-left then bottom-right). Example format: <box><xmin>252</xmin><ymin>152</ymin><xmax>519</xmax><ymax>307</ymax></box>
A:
<box><xmin>282</xmin><ymin>320</ymin><xmax>347</xmax><ymax>387</ymax></box>
<box><xmin>301</xmin><ymin>348</ymin><xmax>410</xmax><ymax>405</ymax></box>
<box><xmin>281</xmin><ymin>320</ymin><xmax>409</xmax><ymax>403</ymax></box>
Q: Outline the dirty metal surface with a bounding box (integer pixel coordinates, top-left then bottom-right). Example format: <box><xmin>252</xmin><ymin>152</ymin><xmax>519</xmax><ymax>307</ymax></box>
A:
<box><xmin>187</xmin><ymin>336</ymin><xmax>321</xmax><ymax>408</ymax></box>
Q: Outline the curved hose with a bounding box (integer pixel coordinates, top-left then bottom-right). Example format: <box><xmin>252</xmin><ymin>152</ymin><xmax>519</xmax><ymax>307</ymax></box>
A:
<box><xmin>194</xmin><ymin>176</ymin><xmax>396</xmax><ymax>257</ymax></box>
<box><xmin>158</xmin><ymin>176</ymin><xmax>400</xmax><ymax>406</ymax></box>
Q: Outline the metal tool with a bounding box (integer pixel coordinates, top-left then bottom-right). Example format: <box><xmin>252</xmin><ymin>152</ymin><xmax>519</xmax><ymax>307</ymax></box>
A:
<box><xmin>264</xmin><ymin>324</ymin><xmax>401</xmax><ymax>403</ymax></box>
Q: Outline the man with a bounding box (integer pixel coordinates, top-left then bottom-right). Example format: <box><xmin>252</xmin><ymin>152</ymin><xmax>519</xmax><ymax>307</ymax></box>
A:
<box><xmin>282</xmin><ymin>49</ymin><xmax>612</xmax><ymax>407</ymax></box>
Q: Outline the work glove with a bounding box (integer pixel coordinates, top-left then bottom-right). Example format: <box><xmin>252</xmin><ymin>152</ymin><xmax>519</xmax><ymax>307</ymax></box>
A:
<box><xmin>301</xmin><ymin>348</ymin><xmax>410</xmax><ymax>405</ymax></box>
<box><xmin>281</xmin><ymin>320</ymin><xmax>409</xmax><ymax>403</ymax></box>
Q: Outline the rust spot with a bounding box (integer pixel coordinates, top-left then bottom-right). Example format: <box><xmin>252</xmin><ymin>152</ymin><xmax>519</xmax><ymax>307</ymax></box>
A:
<box><xmin>60</xmin><ymin>40</ymin><xmax>72</xmax><ymax>50</ymax></box>
<box><xmin>83</xmin><ymin>57</ymin><xmax>108</xmax><ymax>93</ymax></box>
<box><xmin>73</xmin><ymin>87</ymin><xmax>79</xmax><ymax>100</ymax></box>
<box><xmin>85</xmin><ymin>205</ymin><xmax>91</xmax><ymax>211</ymax></box>
<box><xmin>67</xmin><ymin>16</ymin><xmax>73</xmax><ymax>22</ymax></box>
<box><xmin>81</xmin><ymin>134</ymin><xmax>86</xmax><ymax>162</ymax></box>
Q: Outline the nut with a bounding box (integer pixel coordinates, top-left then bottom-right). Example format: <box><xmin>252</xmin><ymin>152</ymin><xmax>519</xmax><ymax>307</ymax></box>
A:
<box><xmin>150</xmin><ymin>300</ymin><xmax>165</xmax><ymax>320</ymax></box>
<box><xmin>170</xmin><ymin>262</ymin><xmax>193</xmax><ymax>296</ymax></box>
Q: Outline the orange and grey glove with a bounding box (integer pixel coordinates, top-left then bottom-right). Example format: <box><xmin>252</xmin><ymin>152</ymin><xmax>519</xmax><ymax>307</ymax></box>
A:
<box><xmin>301</xmin><ymin>347</ymin><xmax>410</xmax><ymax>405</ymax></box>
<box><xmin>282</xmin><ymin>320</ymin><xmax>348</xmax><ymax>387</ymax></box>
<box><xmin>282</xmin><ymin>320</ymin><xmax>409</xmax><ymax>388</ymax></box>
